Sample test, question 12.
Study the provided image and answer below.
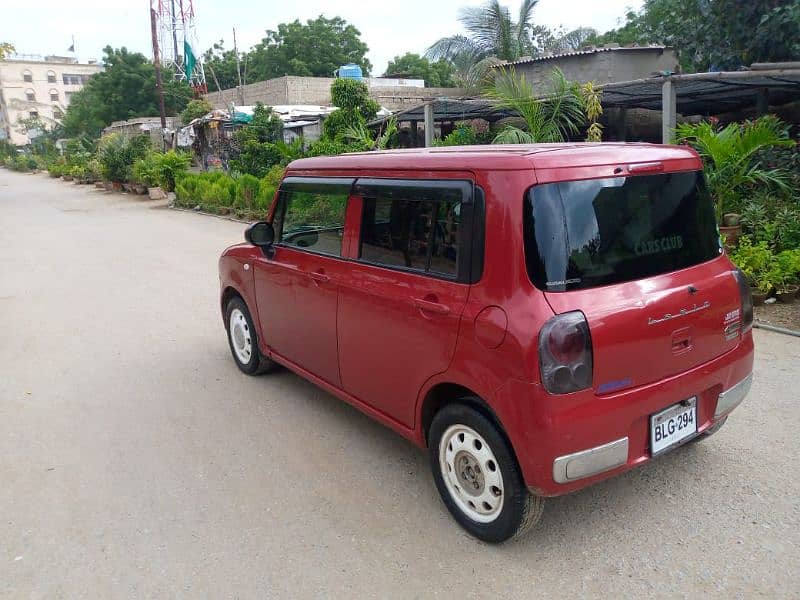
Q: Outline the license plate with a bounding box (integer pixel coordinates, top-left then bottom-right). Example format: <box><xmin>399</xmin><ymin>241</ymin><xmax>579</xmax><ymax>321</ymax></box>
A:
<box><xmin>650</xmin><ymin>398</ymin><xmax>697</xmax><ymax>455</ymax></box>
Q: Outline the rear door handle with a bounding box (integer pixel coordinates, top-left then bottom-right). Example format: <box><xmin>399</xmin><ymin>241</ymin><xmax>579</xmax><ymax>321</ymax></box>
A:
<box><xmin>308</xmin><ymin>271</ymin><xmax>330</xmax><ymax>283</ymax></box>
<box><xmin>413</xmin><ymin>297</ymin><xmax>451</xmax><ymax>315</ymax></box>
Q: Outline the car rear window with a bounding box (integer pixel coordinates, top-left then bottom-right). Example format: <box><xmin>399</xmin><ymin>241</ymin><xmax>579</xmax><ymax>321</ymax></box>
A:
<box><xmin>523</xmin><ymin>171</ymin><xmax>722</xmax><ymax>292</ymax></box>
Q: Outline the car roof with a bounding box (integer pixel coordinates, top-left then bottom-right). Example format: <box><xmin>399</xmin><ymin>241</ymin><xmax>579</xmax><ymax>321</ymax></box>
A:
<box><xmin>286</xmin><ymin>143</ymin><xmax>701</xmax><ymax>173</ymax></box>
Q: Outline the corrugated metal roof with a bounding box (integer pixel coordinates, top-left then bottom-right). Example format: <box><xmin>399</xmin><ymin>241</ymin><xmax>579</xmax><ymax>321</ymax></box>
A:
<box><xmin>499</xmin><ymin>45</ymin><xmax>671</xmax><ymax>67</ymax></box>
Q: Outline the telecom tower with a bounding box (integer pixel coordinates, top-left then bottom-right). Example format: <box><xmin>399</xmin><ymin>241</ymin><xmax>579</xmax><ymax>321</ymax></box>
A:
<box><xmin>150</xmin><ymin>0</ymin><xmax>207</xmax><ymax>93</ymax></box>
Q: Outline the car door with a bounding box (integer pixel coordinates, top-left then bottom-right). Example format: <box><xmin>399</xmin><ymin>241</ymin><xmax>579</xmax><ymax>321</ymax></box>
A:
<box><xmin>336</xmin><ymin>178</ymin><xmax>478</xmax><ymax>428</ymax></box>
<box><xmin>252</xmin><ymin>177</ymin><xmax>354</xmax><ymax>386</ymax></box>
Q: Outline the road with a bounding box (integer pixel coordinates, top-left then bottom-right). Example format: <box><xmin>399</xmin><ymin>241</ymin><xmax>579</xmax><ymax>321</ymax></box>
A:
<box><xmin>1</xmin><ymin>169</ymin><xmax>798</xmax><ymax>598</ymax></box>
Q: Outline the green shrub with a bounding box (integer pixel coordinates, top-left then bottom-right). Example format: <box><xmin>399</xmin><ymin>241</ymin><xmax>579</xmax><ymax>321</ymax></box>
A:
<box><xmin>131</xmin><ymin>152</ymin><xmax>161</xmax><ymax>187</ymax></box>
<box><xmin>236</xmin><ymin>174</ymin><xmax>260</xmax><ymax>209</ymax></box>
<box><xmin>154</xmin><ymin>150</ymin><xmax>191</xmax><ymax>191</ymax></box>
<box><xmin>97</xmin><ymin>133</ymin><xmax>151</xmax><ymax>182</ymax></box>
<box><xmin>181</xmin><ymin>98</ymin><xmax>213</xmax><ymax>124</ymax></box>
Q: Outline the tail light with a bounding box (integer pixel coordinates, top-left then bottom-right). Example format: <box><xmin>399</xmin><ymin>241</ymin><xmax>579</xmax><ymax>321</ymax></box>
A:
<box><xmin>539</xmin><ymin>311</ymin><xmax>593</xmax><ymax>394</ymax></box>
<box><xmin>732</xmin><ymin>269</ymin><xmax>754</xmax><ymax>333</ymax></box>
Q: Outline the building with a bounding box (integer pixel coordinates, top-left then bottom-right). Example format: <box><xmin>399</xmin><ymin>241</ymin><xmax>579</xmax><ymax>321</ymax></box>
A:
<box><xmin>0</xmin><ymin>54</ymin><xmax>102</xmax><ymax>145</ymax></box>
<box><xmin>204</xmin><ymin>75</ymin><xmax>466</xmax><ymax>112</ymax></box>
<box><xmin>500</xmin><ymin>45</ymin><xmax>680</xmax><ymax>90</ymax></box>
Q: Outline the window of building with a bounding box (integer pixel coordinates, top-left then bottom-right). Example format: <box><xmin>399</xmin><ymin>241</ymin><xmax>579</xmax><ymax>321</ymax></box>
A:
<box><xmin>53</xmin><ymin>107</ymin><xmax>63</xmax><ymax>119</ymax></box>
<box><xmin>358</xmin><ymin>181</ymin><xmax>463</xmax><ymax>277</ymax></box>
<box><xmin>47</xmin><ymin>70</ymin><xmax>57</xmax><ymax>83</ymax></box>
<box><xmin>50</xmin><ymin>90</ymin><xmax>59</xmax><ymax>102</ymax></box>
<box><xmin>25</xmin><ymin>89</ymin><xmax>36</xmax><ymax>102</ymax></box>
<box><xmin>62</xmin><ymin>74</ymin><xmax>85</xmax><ymax>85</ymax></box>
<box><xmin>23</xmin><ymin>69</ymin><xmax>32</xmax><ymax>83</ymax></box>
<box><xmin>272</xmin><ymin>180</ymin><xmax>352</xmax><ymax>257</ymax></box>
<box><xmin>29</xmin><ymin>111</ymin><xmax>39</xmax><ymax>119</ymax></box>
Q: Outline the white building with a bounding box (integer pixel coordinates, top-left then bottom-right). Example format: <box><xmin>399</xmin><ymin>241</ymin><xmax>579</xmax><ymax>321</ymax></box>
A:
<box><xmin>0</xmin><ymin>54</ymin><xmax>103</xmax><ymax>145</ymax></box>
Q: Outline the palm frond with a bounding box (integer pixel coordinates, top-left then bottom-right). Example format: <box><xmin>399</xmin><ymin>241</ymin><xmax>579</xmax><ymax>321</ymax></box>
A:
<box><xmin>426</xmin><ymin>35</ymin><xmax>482</xmax><ymax>62</ymax></box>
<box><xmin>493</xmin><ymin>125</ymin><xmax>536</xmax><ymax>144</ymax></box>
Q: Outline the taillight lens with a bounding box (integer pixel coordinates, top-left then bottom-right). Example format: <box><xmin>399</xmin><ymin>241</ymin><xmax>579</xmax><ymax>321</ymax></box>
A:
<box><xmin>539</xmin><ymin>311</ymin><xmax>593</xmax><ymax>394</ymax></box>
<box><xmin>732</xmin><ymin>269</ymin><xmax>754</xmax><ymax>333</ymax></box>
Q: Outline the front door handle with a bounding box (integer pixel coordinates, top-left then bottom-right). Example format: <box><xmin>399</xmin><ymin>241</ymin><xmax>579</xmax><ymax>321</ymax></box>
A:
<box><xmin>413</xmin><ymin>297</ymin><xmax>451</xmax><ymax>315</ymax></box>
<box><xmin>308</xmin><ymin>271</ymin><xmax>330</xmax><ymax>284</ymax></box>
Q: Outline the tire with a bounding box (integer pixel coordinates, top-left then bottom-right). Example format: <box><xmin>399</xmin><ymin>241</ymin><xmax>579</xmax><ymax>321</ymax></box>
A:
<box><xmin>429</xmin><ymin>402</ymin><xmax>544</xmax><ymax>543</ymax></box>
<box><xmin>225</xmin><ymin>296</ymin><xmax>275</xmax><ymax>375</ymax></box>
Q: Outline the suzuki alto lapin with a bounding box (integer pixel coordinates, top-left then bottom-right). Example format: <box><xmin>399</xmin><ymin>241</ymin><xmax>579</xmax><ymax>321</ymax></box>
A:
<box><xmin>218</xmin><ymin>144</ymin><xmax>754</xmax><ymax>543</ymax></box>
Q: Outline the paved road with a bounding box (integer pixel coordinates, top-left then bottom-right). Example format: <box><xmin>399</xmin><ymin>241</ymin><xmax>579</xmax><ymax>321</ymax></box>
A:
<box><xmin>1</xmin><ymin>169</ymin><xmax>798</xmax><ymax>598</ymax></box>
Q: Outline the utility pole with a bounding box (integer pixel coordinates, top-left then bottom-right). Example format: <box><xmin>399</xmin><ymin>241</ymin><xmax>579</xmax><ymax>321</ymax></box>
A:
<box><xmin>233</xmin><ymin>27</ymin><xmax>245</xmax><ymax>105</ymax></box>
<box><xmin>150</xmin><ymin>6</ymin><xmax>167</xmax><ymax>143</ymax></box>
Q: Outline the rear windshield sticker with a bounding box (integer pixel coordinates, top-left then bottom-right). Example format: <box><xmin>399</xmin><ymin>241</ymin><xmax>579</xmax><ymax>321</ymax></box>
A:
<box><xmin>634</xmin><ymin>236</ymin><xmax>684</xmax><ymax>257</ymax></box>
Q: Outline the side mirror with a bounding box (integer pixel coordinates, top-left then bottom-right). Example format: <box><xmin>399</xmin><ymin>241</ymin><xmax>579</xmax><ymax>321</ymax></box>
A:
<box><xmin>244</xmin><ymin>221</ymin><xmax>275</xmax><ymax>248</ymax></box>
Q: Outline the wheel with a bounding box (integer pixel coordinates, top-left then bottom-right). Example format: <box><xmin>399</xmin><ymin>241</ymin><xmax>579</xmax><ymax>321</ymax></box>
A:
<box><xmin>688</xmin><ymin>416</ymin><xmax>728</xmax><ymax>445</ymax></box>
<box><xmin>429</xmin><ymin>402</ymin><xmax>544</xmax><ymax>543</ymax></box>
<box><xmin>225</xmin><ymin>296</ymin><xmax>275</xmax><ymax>375</ymax></box>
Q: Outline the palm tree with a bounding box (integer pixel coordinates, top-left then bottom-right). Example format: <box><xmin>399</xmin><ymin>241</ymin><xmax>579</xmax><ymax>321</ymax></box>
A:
<box><xmin>427</xmin><ymin>0</ymin><xmax>539</xmax><ymax>87</ymax></box>
<box><xmin>485</xmin><ymin>67</ymin><xmax>587</xmax><ymax>143</ymax></box>
<box><xmin>675</xmin><ymin>116</ymin><xmax>796</xmax><ymax>221</ymax></box>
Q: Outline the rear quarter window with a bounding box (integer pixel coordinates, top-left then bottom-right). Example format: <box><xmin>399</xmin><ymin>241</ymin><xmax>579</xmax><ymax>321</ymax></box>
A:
<box><xmin>524</xmin><ymin>171</ymin><xmax>722</xmax><ymax>292</ymax></box>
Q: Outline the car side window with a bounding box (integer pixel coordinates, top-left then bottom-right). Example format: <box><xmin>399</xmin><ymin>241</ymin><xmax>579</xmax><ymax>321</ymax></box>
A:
<box><xmin>272</xmin><ymin>186</ymin><xmax>349</xmax><ymax>257</ymax></box>
<box><xmin>359</xmin><ymin>184</ymin><xmax>462</xmax><ymax>277</ymax></box>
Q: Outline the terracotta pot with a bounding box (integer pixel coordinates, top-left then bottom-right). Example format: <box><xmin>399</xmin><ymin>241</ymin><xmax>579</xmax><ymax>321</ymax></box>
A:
<box><xmin>722</xmin><ymin>213</ymin><xmax>741</xmax><ymax>227</ymax></box>
<box><xmin>111</xmin><ymin>181</ymin><xmax>123</xmax><ymax>192</ymax></box>
<box><xmin>751</xmin><ymin>288</ymin><xmax>769</xmax><ymax>305</ymax></box>
<box><xmin>94</xmin><ymin>181</ymin><xmax>105</xmax><ymax>189</ymax></box>
<box><xmin>719</xmin><ymin>224</ymin><xmax>742</xmax><ymax>248</ymax></box>
<box><xmin>62</xmin><ymin>175</ymin><xmax>73</xmax><ymax>181</ymax></box>
<box><xmin>777</xmin><ymin>285</ymin><xmax>799</xmax><ymax>303</ymax></box>
<box><xmin>134</xmin><ymin>184</ymin><xmax>147</xmax><ymax>195</ymax></box>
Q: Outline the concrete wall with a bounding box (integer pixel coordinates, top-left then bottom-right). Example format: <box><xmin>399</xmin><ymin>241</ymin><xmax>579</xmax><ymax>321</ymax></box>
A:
<box><xmin>204</xmin><ymin>76</ymin><xmax>467</xmax><ymax>111</ymax></box>
<box><xmin>513</xmin><ymin>48</ymin><xmax>679</xmax><ymax>93</ymax></box>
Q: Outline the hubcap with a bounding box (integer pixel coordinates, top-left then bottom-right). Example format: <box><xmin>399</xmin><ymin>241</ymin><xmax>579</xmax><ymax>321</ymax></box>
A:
<box><xmin>439</xmin><ymin>424</ymin><xmax>504</xmax><ymax>523</ymax></box>
<box><xmin>229</xmin><ymin>308</ymin><xmax>252</xmax><ymax>364</ymax></box>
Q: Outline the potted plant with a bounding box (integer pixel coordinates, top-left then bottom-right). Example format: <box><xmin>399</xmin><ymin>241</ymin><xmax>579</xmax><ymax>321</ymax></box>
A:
<box><xmin>720</xmin><ymin>212</ymin><xmax>742</xmax><ymax>247</ymax></box>
<box><xmin>729</xmin><ymin>236</ymin><xmax>773</xmax><ymax>303</ymax></box>
<box><xmin>675</xmin><ymin>116</ymin><xmax>796</xmax><ymax>237</ymax></box>
<box><xmin>774</xmin><ymin>250</ymin><xmax>800</xmax><ymax>303</ymax></box>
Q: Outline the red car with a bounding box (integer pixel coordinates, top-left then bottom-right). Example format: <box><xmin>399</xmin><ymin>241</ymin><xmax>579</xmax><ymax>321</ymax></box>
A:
<box><xmin>218</xmin><ymin>144</ymin><xmax>754</xmax><ymax>543</ymax></box>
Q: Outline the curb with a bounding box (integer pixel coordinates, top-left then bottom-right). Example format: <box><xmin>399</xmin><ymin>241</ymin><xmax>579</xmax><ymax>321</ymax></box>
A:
<box><xmin>753</xmin><ymin>321</ymin><xmax>800</xmax><ymax>338</ymax></box>
<box><xmin>169</xmin><ymin>205</ymin><xmax>252</xmax><ymax>224</ymax></box>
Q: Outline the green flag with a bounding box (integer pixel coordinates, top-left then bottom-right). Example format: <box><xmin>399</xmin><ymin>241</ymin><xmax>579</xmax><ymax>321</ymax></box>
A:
<box><xmin>184</xmin><ymin>38</ymin><xmax>196</xmax><ymax>80</ymax></box>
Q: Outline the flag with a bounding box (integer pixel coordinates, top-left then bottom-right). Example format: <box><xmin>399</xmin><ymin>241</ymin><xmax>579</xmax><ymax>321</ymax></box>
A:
<box><xmin>68</xmin><ymin>36</ymin><xmax>75</xmax><ymax>53</ymax></box>
<box><xmin>184</xmin><ymin>38</ymin><xmax>197</xmax><ymax>80</ymax></box>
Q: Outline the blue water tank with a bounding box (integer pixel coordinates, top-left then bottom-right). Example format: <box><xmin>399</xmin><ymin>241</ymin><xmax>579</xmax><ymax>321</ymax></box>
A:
<box><xmin>337</xmin><ymin>63</ymin><xmax>363</xmax><ymax>81</ymax></box>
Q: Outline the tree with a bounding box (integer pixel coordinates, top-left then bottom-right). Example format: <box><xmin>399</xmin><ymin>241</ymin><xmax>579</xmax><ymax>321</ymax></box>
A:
<box><xmin>0</xmin><ymin>42</ymin><xmax>15</xmax><ymax>59</ymax></box>
<box><xmin>323</xmin><ymin>78</ymin><xmax>379</xmax><ymax>140</ymax></box>
<box><xmin>229</xmin><ymin>103</ymin><xmax>285</xmax><ymax>177</ymax></box>
<box><xmin>247</xmin><ymin>16</ymin><xmax>372</xmax><ymax>81</ymax></box>
<box><xmin>588</xmin><ymin>0</ymin><xmax>800</xmax><ymax>73</ymax></box>
<box><xmin>531</xmin><ymin>26</ymin><xmax>598</xmax><ymax>56</ymax></box>
<box><xmin>384</xmin><ymin>53</ymin><xmax>456</xmax><ymax>87</ymax></box>
<box><xmin>427</xmin><ymin>0</ymin><xmax>540</xmax><ymax>86</ymax></box>
<box><xmin>202</xmin><ymin>40</ymin><xmax>243</xmax><ymax>91</ymax></box>
<box><xmin>181</xmin><ymin>99</ymin><xmax>213</xmax><ymax>124</ymax></box>
<box><xmin>61</xmin><ymin>46</ymin><xmax>192</xmax><ymax>138</ymax></box>
<box><xmin>485</xmin><ymin>68</ymin><xmax>587</xmax><ymax>143</ymax></box>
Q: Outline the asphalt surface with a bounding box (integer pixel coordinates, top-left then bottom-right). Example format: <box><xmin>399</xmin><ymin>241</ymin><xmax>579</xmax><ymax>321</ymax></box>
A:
<box><xmin>1</xmin><ymin>169</ymin><xmax>798</xmax><ymax>599</ymax></box>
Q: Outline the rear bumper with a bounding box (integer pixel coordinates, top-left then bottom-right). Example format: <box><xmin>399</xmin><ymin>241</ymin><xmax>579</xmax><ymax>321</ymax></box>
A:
<box><xmin>501</xmin><ymin>334</ymin><xmax>754</xmax><ymax>497</ymax></box>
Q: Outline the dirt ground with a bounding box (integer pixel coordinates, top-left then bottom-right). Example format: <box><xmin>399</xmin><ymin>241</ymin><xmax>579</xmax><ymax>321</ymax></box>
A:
<box><xmin>755</xmin><ymin>300</ymin><xmax>800</xmax><ymax>331</ymax></box>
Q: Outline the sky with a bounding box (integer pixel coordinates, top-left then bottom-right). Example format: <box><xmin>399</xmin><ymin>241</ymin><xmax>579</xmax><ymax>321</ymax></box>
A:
<box><xmin>3</xmin><ymin>0</ymin><xmax>643</xmax><ymax>76</ymax></box>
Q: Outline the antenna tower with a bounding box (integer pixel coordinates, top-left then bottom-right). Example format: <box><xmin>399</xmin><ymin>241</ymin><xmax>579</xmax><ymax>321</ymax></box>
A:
<box><xmin>150</xmin><ymin>0</ymin><xmax>207</xmax><ymax>93</ymax></box>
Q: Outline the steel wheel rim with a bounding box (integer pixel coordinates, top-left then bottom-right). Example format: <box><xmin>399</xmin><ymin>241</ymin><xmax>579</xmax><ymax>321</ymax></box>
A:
<box><xmin>229</xmin><ymin>308</ymin><xmax>253</xmax><ymax>364</ymax></box>
<box><xmin>439</xmin><ymin>424</ymin><xmax>504</xmax><ymax>523</ymax></box>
